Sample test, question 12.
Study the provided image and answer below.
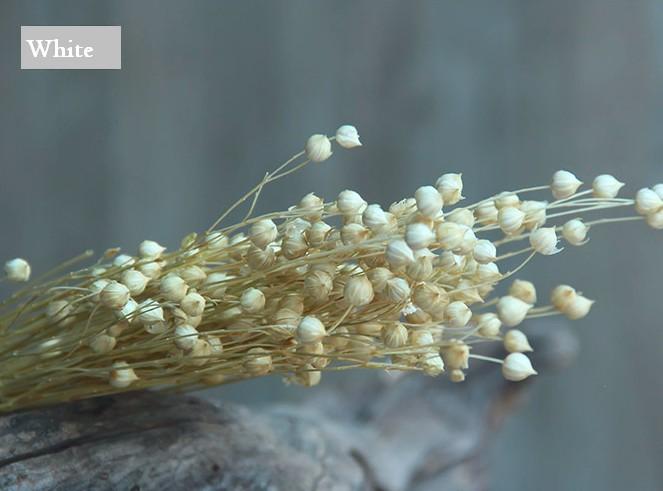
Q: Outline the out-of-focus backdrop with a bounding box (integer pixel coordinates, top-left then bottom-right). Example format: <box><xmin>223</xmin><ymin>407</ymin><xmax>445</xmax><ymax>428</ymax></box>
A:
<box><xmin>1</xmin><ymin>2</ymin><xmax>661</xmax><ymax>490</ymax></box>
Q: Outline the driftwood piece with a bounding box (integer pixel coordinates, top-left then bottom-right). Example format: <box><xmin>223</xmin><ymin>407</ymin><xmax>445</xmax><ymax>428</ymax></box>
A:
<box><xmin>0</xmin><ymin>321</ymin><xmax>577</xmax><ymax>491</ymax></box>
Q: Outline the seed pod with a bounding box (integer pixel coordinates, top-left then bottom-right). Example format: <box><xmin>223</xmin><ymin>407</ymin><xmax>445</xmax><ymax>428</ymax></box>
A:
<box><xmin>298</xmin><ymin>192</ymin><xmax>324</xmax><ymax>221</ymax></box>
<box><xmin>89</xmin><ymin>279</ymin><xmax>110</xmax><ymax>302</ymax></box>
<box><xmin>530</xmin><ymin>227</ymin><xmax>561</xmax><ymax>255</ymax></box>
<box><xmin>592</xmin><ymin>174</ymin><xmax>624</xmax><ymax>198</ymax></box>
<box><xmin>296</xmin><ymin>316</ymin><xmax>326</xmax><ymax>344</ymax></box>
<box><xmin>521</xmin><ymin>200</ymin><xmax>547</xmax><ymax>229</ymax></box>
<box><xmin>244</xmin><ymin>347</ymin><xmax>273</xmax><ymax>375</ymax></box>
<box><xmin>4</xmin><ymin>258</ymin><xmax>31</xmax><ymax>282</ymax></box>
<box><xmin>137</xmin><ymin>298</ymin><xmax>165</xmax><ymax>324</ymax></box>
<box><xmin>406</xmin><ymin>255</ymin><xmax>434</xmax><ymax>281</ymax></box>
<box><xmin>160</xmin><ymin>274</ymin><xmax>188</xmax><ymax>302</ymax></box>
<box><xmin>645</xmin><ymin>209</ymin><xmax>663</xmax><ymax>229</ymax></box>
<box><xmin>496</xmin><ymin>296</ymin><xmax>532</xmax><ymax>327</ymax></box>
<box><xmin>475</xmin><ymin>200</ymin><xmax>499</xmax><ymax>224</ymax></box>
<box><xmin>107</xmin><ymin>322</ymin><xmax>127</xmax><ymax>337</ymax></box>
<box><xmin>239</xmin><ymin>288</ymin><xmax>265</xmax><ymax>313</ymax></box>
<box><xmin>551</xmin><ymin>284</ymin><xmax>577</xmax><ymax>311</ymax></box>
<box><xmin>335</xmin><ymin>124</ymin><xmax>362</xmax><ymax>149</ymax></box>
<box><xmin>442</xmin><ymin>341</ymin><xmax>470</xmax><ymax>369</ymax></box>
<box><xmin>385</xmin><ymin>277</ymin><xmax>411</xmax><ymax>303</ymax></box>
<box><xmin>445</xmin><ymin>301</ymin><xmax>472</xmax><ymax>327</ymax></box>
<box><xmin>446</xmin><ymin>208</ymin><xmax>475</xmax><ymax>228</ymax></box>
<box><xmin>109</xmin><ymin>361</ymin><xmax>139</xmax><ymax>388</ymax></box>
<box><xmin>435</xmin><ymin>173</ymin><xmax>463</xmax><ymax>205</ymax></box>
<box><xmin>138</xmin><ymin>240</ymin><xmax>165</xmax><ymax>260</ymax></box>
<box><xmin>421</xmin><ymin>354</ymin><xmax>445</xmax><ymax>376</ymax></box>
<box><xmin>405</xmin><ymin>223</ymin><xmax>435</xmax><ymax>250</ymax></box>
<box><xmin>362</xmin><ymin>204</ymin><xmax>388</xmax><ymax>230</ymax></box>
<box><xmin>337</xmin><ymin>190</ymin><xmax>367</xmax><ymax>216</ymax></box>
<box><xmin>89</xmin><ymin>333</ymin><xmax>116</xmax><ymax>354</ymax></box>
<box><xmin>304</xmin><ymin>270</ymin><xmax>333</xmax><ymax>303</ymax></box>
<box><xmin>509</xmin><ymin>279</ymin><xmax>537</xmax><ymax>304</ymax></box>
<box><xmin>246</xmin><ymin>244</ymin><xmax>277</xmax><ymax>270</ymax></box>
<box><xmin>504</xmin><ymin>329</ymin><xmax>533</xmax><ymax>353</ymax></box>
<box><xmin>502</xmin><ymin>353</ymin><xmax>537</xmax><ymax>381</ymax></box>
<box><xmin>473</xmin><ymin>240</ymin><xmax>497</xmax><ymax>264</ymax></box>
<box><xmin>344</xmin><ymin>275</ymin><xmax>374</xmax><ymax>307</ymax></box>
<box><xmin>174</xmin><ymin>324</ymin><xmax>198</xmax><ymax>350</ymax></box>
<box><xmin>204</xmin><ymin>272</ymin><xmax>229</xmax><ymax>299</ymax></box>
<box><xmin>452</xmin><ymin>279</ymin><xmax>483</xmax><ymax>305</ymax></box>
<box><xmin>121</xmin><ymin>269</ymin><xmax>149</xmax><ymax>296</ymax></box>
<box><xmin>562</xmin><ymin>219</ymin><xmax>589</xmax><ymax>245</ymax></box>
<box><xmin>551</xmin><ymin>170</ymin><xmax>582</xmax><ymax>199</ymax></box>
<box><xmin>206</xmin><ymin>231</ymin><xmax>229</xmax><ymax>251</ymax></box>
<box><xmin>635</xmin><ymin>188</ymin><xmax>663</xmax><ymax>215</ymax></box>
<box><xmin>249</xmin><ymin>219</ymin><xmax>278</xmax><ymax>249</ymax></box>
<box><xmin>138</xmin><ymin>261</ymin><xmax>163</xmax><ymax>279</ymax></box>
<box><xmin>386</xmin><ymin>239</ymin><xmax>415</xmax><ymax>268</ymax></box>
<box><xmin>116</xmin><ymin>298</ymin><xmax>139</xmax><ymax>322</ymax></box>
<box><xmin>435</xmin><ymin>222</ymin><xmax>464</xmax><ymax>250</ymax></box>
<box><xmin>294</xmin><ymin>365</ymin><xmax>322</xmax><ymax>387</ymax></box>
<box><xmin>412</xmin><ymin>283</ymin><xmax>447</xmax><ymax>312</ymax></box>
<box><xmin>456</xmin><ymin>227</ymin><xmax>477</xmax><ymax>255</ymax></box>
<box><xmin>188</xmin><ymin>339</ymin><xmax>212</xmax><ymax>367</ymax></box>
<box><xmin>179</xmin><ymin>266</ymin><xmax>207</xmax><ymax>286</ymax></box>
<box><xmin>113</xmin><ymin>254</ymin><xmax>135</xmax><ymax>268</ymax></box>
<box><xmin>476</xmin><ymin>313</ymin><xmax>501</xmax><ymax>337</ymax></box>
<box><xmin>282</xmin><ymin>232</ymin><xmax>309</xmax><ymax>259</ymax></box>
<box><xmin>340</xmin><ymin>223</ymin><xmax>369</xmax><ymax>245</ymax></box>
<box><xmin>389</xmin><ymin>198</ymin><xmax>417</xmax><ymax>217</ymax></box>
<box><xmin>305</xmin><ymin>134</ymin><xmax>332</xmax><ymax>162</ymax></box>
<box><xmin>99</xmin><ymin>281</ymin><xmax>130</xmax><ymax>309</ymax></box>
<box><xmin>365</xmin><ymin>267</ymin><xmax>393</xmax><ymax>293</ymax></box>
<box><xmin>382</xmin><ymin>322</ymin><xmax>408</xmax><ymax>348</ymax></box>
<box><xmin>498</xmin><ymin>207</ymin><xmax>525</xmax><ymax>235</ymax></box>
<box><xmin>307</xmin><ymin>221</ymin><xmax>332</xmax><ymax>247</ymax></box>
<box><xmin>562</xmin><ymin>294</ymin><xmax>594</xmax><ymax>320</ymax></box>
<box><xmin>414</xmin><ymin>186</ymin><xmax>444</xmax><ymax>218</ymax></box>
<box><xmin>47</xmin><ymin>300</ymin><xmax>73</xmax><ymax>325</ymax></box>
<box><xmin>449</xmin><ymin>369</ymin><xmax>466</xmax><ymax>383</ymax></box>
<box><xmin>495</xmin><ymin>192</ymin><xmax>520</xmax><ymax>209</ymax></box>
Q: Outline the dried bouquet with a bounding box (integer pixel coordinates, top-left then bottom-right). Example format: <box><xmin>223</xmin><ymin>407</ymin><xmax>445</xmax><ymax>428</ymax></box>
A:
<box><xmin>1</xmin><ymin>125</ymin><xmax>661</xmax><ymax>413</ymax></box>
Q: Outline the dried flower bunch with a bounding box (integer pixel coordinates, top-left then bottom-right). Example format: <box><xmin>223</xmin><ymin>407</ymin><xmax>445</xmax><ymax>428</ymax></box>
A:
<box><xmin>1</xmin><ymin>125</ymin><xmax>661</xmax><ymax>412</ymax></box>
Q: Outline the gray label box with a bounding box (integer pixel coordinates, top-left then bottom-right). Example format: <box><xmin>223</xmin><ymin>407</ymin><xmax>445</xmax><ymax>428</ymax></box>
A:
<box><xmin>21</xmin><ymin>26</ymin><xmax>121</xmax><ymax>69</ymax></box>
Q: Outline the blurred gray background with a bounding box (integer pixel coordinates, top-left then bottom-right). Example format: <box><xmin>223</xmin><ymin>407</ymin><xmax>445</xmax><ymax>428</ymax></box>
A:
<box><xmin>1</xmin><ymin>1</ymin><xmax>662</xmax><ymax>490</ymax></box>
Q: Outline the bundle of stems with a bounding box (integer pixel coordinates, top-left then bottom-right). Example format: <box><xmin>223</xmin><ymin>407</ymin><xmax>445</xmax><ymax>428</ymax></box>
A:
<box><xmin>1</xmin><ymin>125</ymin><xmax>662</xmax><ymax>413</ymax></box>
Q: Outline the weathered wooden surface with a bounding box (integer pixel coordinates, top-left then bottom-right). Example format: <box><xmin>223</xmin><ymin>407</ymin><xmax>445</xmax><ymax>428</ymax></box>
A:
<box><xmin>0</xmin><ymin>323</ymin><xmax>576</xmax><ymax>491</ymax></box>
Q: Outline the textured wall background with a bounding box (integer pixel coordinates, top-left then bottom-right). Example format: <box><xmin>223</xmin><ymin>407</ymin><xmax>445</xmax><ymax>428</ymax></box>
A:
<box><xmin>1</xmin><ymin>1</ymin><xmax>661</xmax><ymax>490</ymax></box>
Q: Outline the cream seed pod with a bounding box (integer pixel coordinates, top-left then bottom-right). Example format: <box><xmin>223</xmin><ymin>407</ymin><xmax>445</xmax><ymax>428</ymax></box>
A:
<box><xmin>494</xmin><ymin>192</ymin><xmax>520</xmax><ymax>209</ymax></box>
<box><xmin>296</xmin><ymin>316</ymin><xmax>326</xmax><ymax>344</ymax></box>
<box><xmin>406</xmin><ymin>254</ymin><xmax>434</xmax><ymax>281</ymax></box>
<box><xmin>174</xmin><ymin>325</ymin><xmax>199</xmax><ymax>351</ymax></box>
<box><xmin>181</xmin><ymin>291</ymin><xmax>206</xmax><ymax>317</ymax></box>
<box><xmin>435</xmin><ymin>222</ymin><xmax>464</xmax><ymax>250</ymax></box>
<box><xmin>89</xmin><ymin>279</ymin><xmax>110</xmax><ymax>302</ymax></box>
<box><xmin>646</xmin><ymin>209</ymin><xmax>663</xmax><ymax>229</ymax></box>
<box><xmin>362</xmin><ymin>204</ymin><xmax>388</xmax><ymax>229</ymax></box>
<box><xmin>386</xmin><ymin>239</ymin><xmax>415</xmax><ymax>268</ymax></box>
<box><xmin>204</xmin><ymin>272</ymin><xmax>229</xmax><ymax>299</ymax></box>
<box><xmin>282</xmin><ymin>232</ymin><xmax>308</xmax><ymax>259</ymax></box>
<box><xmin>180</xmin><ymin>266</ymin><xmax>207</xmax><ymax>286</ymax></box>
<box><xmin>121</xmin><ymin>269</ymin><xmax>149</xmax><ymax>296</ymax></box>
<box><xmin>117</xmin><ymin>298</ymin><xmax>139</xmax><ymax>322</ymax></box>
<box><xmin>449</xmin><ymin>369</ymin><xmax>466</xmax><ymax>383</ymax></box>
<box><xmin>344</xmin><ymin>275</ymin><xmax>374</xmax><ymax>307</ymax></box>
<box><xmin>509</xmin><ymin>279</ymin><xmax>537</xmax><ymax>304</ymax></box>
<box><xmin>337</xmin><ymin>190</ymin><xmax>367</xmax><ymax>216</ymax></box>
<box><xmin>561</xmin><ymin>294</ymin><xmax>594</xmax><ymax>320</ymax></box>
<box><xmin>335</xmin><ymin>125</ymin><xmax>362</xmax><ymax>148</ymax></box>
<box><xmin>520</xmin><ymin>201</ymin><xmax>547</xmax><ymax>230</ymax></box>
<box><xmin>384</xmin><ymin>277</ymin><xmax>411</xmax><ymax>304</ymax></box>
<box><xmin>89</xmin><ymin>334</ymin><xmax>116</xmax><ymax>354</ymax></box>
<box><xmin>239</xmin><ymin>288</ymin><xmax>265</xmax><ymax>313</ymax></box>
<box><xmin>138</xmin><ymin>240</ymin><xmax>166</xmax><ymax>260</ymax></box>
<box><xmin>635</xmin><ymin>188</ymin><xmax>663</xmax><ymax>215</ymax></box>
<box><xmin>563</xmin><ymin>219</ymin><xmax>589</xmax><ymax>246</ymax></box>
<box><xmin>435</xmin><ymin>173</ymin><xmax>463</xmax><ymax>205</ymax></box>
<box><xmin>446</xmin><ymin>208</ymin><xmax>475</xmax><ymax>228</ymax></box>
<box><xmin>340</xmin><ymin>223</ymin><xmax>369</xmax><ymax>245</ymax></box>
<box><xmin>473</xmin><ymin>240</ymin><xmax>497</xmax><ymax>264</ymax></box>
<box><xmin>99</xmin><ymin>281</ymin><xmax>130</xmax><ymax>310</ymax></box>
<box><xmin>476</xmin><ymin>313</ymin><xmax>501</xmax><ymax>337</ymax></box>
<box><xmin>4</xmin><ymin>258</ymin><xmax>31</xmax><ymax>282</ymax></box>
<box><xmin>304</xmin><ymin>270</ymin><xmax>333</xmax><ymax>303</ymax></box>
<box><xmin>456</xmin><ymin>227</ymin><xmax>478</xmax><ymax>255</ymax></box>
<box><xmin>307</xmin><ymin>221</ymin><xmax>332</xmax><ymax>247</ymax></box>
<box><xmin>381</xmin><ymin>322</ymin><xmax>408</xmax><ymax>348</ymax></box>
<box><xmin>551</xmin><ymin>170</ymin><xmax>582</xmax><ymax>199</ymax></box>
<box><xmin>246</xmin><ymin>244</ymin><xmax>277</xmax><ymax>270</ymax></box>
<box><xmin>502</xmin><ymin>353</ymin><xmax>537</xmax><ymax>382</ymax></box>
<box><xmin>445</xmin><ymin>301</ymin><xmax>472</xmax><ymax>328</ymax></box>
<box><xmin>498</xmin><ymin>207</ymin><xmax>526</xmax><ymax>235</ymax></box>
<box><xmin>653</xmin><ymin>183</ymin><xmax>663</xmax><ymax>199</ymax></box>
<box><xmin>592</xmin><ymin>174</ymin><xmax>624</xmax><ymax>199</ymax></box>
<box><xmin>474</xmin><ymin>201</ymin><xmax>499</xmax><ymax>224</ymax></box>
<box><xmin>496</xmin><ymin>296</ymin><xmax>531</xmax><ymax>327</ymax></box>
<box><xmin>421</xmin><ymin>354</ymin><xmax>445</xmax><ymax>376</ymax></box>
<box><xmin>46</xmin><ymin>300</ymin><xmax>73</xmax><ymax>325</ymax></box>
<box><xmin>389</xmin><ymin>198</ymin><xmax>416</xmax><ymax>217</ymax></box>
<box><xmin>504</xmin><ymin>329</ymin><xmax>533</xmax><ymax>353</ymax></box>
<box><xmin>414</xmin><ymin>186</ymin><xmax>444</xmax><ymax>218</ymax></box>
<box><xmin>551</xmin><ymin>284</ymin><xmax>577</xmax><ymax>311</ymax></box>
<box><xmin>249</xmin><ymin>219</ymin><xmax>278</xmax><ymax>249</ymax></box>
<box><xmin>160</xmin><ymin>274</ymin><xmax>188</xmax><ymax>302</ymax></box>
<box><xmin>405</xmin><ymin>223</ymin><xmax>435</xmax><ymax>250</ymax></box>
<box><xmin>367</xmin><ymin>267</ymin><xmax>394</xmax><ymax>293</ymax></box>
<box><xmin>297</xmin><ymin>193</ymin><xmax>324</xmax><ymax>221</ymax></box>
<box><xmin>305</xmin><ymin>134</ymin><xmax>332</xmax><ymax>162</ymax></box>
<box><xmin>109</xmin><ymin>361</ymin><xmax>139</xmax><ymax>388</ymax></box>
<box><xmin>442</xmin><ymin>341</ymin><xmax>470</xmax><ymax>370</ymax></box>
<box><xmin>189</xmin><ymin>339</ymin><xmax>212</xmax><ymax>367</ymax></box>
<box><xmin>294</xmin><ymin>366</ymin><xmax>322</xmax><ymax>387</ymax></box>
<box><xmin>138</xmin><ymin>261</ymin><xmax>163</xmax><ymax>279</ymax></box>
<box><xmin>137</xmin><ymin>299</ymin><xmax>165</xmax><ymax>325</ymax></box>
<box><xmin>530</xmin><ymin>227</ymin><xmax>561</xmax><ymax>255</ymax></box>
<box><xmin>206</xmin><ymin>231</ymin><xmax>229</xmax><ymax>251</ymax></box>
<box><xmin>113</xmin><ymin>254</ymin><xmax>135</xmax><ymax>268</ymax></box>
